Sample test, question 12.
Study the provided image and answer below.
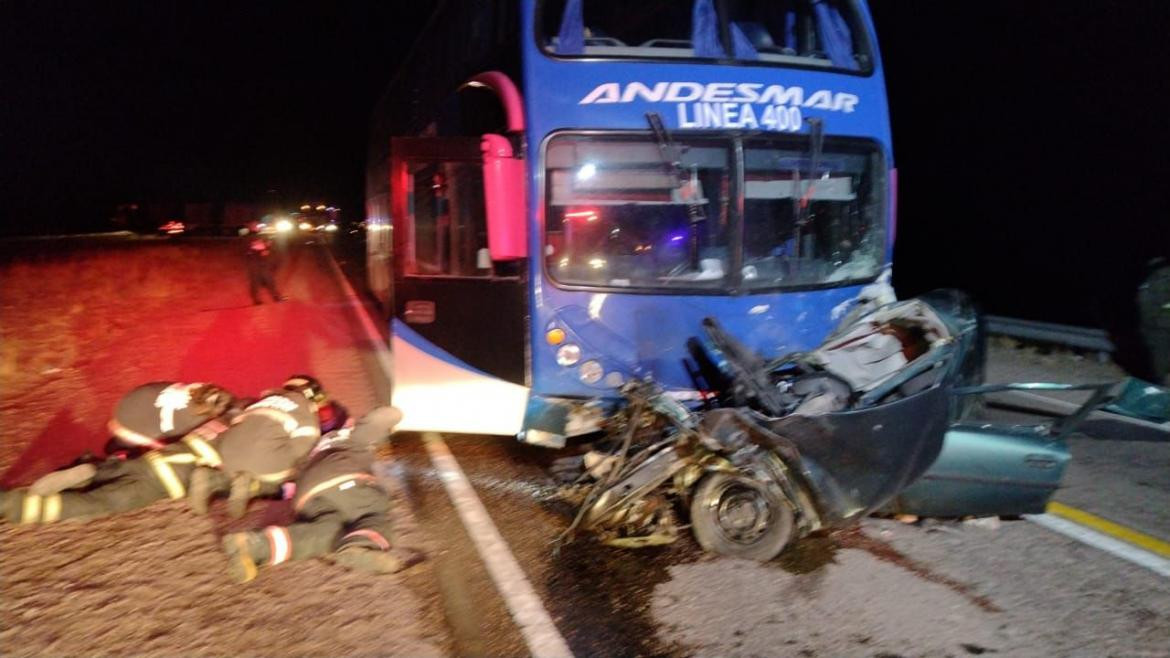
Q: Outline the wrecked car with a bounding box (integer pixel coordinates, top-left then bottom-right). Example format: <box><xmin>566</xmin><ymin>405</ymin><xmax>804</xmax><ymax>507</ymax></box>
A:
<box><xmin>554</xmin><ymin>292</ymin><xmax>1113</xmax><ymax>559</ymax></box>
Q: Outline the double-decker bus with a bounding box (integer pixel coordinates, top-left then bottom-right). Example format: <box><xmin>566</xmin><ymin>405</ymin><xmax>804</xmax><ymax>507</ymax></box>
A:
<box><xmin>366</xmin><ymin>0</ymin><xmax>892</xmax><ymax>446</ymax></box>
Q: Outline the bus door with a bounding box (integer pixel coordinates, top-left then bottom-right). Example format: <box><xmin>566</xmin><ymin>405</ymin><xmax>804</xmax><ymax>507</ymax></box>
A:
<box><xmin>389</xmin><ymin>137</ymin><xmax>528</xmax><ymax>387</ymax></box>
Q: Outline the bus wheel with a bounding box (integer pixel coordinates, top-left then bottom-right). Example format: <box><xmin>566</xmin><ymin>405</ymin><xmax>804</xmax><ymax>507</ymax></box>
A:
<box><xmin>690</xmin><ymin>473</ymin><xmax>793</xmax><ymax>561</ymax></box>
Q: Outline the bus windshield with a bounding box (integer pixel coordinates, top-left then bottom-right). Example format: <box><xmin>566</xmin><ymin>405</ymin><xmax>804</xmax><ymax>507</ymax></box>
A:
<box><xmin>539</xmin><ymin>0</ymin><xmax>871</xmax><ymax>72</ymax></box>
<box><xmin>544</xmin><ymin>133</ymin><xmax>884</xmax><ymax>291</ymax></box>
<box><xmin>741</xmin><ymin>135</ymin><xmax>885</xmax><ymax>288</ymax></box>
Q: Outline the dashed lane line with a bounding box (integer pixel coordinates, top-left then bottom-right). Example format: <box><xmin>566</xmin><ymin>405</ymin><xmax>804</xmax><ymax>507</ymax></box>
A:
<box><xmin>323</xmin><ymin>252</ymin><xmax>396</xmax><ymax>384</ymax></box>
<box><xmin>325</xmin><ymin>248</ymin><xmax>573</xmax><ymax>657</ymax></box>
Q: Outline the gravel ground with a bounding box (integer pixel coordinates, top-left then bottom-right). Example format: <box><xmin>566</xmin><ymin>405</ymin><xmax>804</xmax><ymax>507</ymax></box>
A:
<box><xmin>653</xmin><ymin>545</ymin><xmax>1005</xmax><ymax>657</ymax></box>
<box><xmin>984</xmin><ymin>339</ymin><xmax>1127</xmax><ymax>403</ymax></box>
<box><xmin>653</xmin><ymin>517</ymin><xmax>1170</xmax><ymax>658</ymax></box>
<box><xmin>0</xmin><ymin>237</ymin><xmax>450</xmax><ymax>656</ymax></box>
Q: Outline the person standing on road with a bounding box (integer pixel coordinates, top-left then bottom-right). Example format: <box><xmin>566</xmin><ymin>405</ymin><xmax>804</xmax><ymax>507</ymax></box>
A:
<box><xmin>244</xmin><ymin>228</ymin><xmax>285</xmax><ymax>304</ymax></box>
<box><xmin>0</xmin><ymin>414</ymin><xmax>233</xmax><ymax>524</ymax></box>
<box><xmin>106</xmin><ymin>381</ymin><xmax>236</xmax><ymax>456</ymax></box>
<box><xmin>1138</xmin><ymin>257</ymin><xmax>1170</xmax><ymax>385</ymax></box>
<box><xmin>221</xmin><ymin>406</ymin><xmax>424</xmax><ymax>583</ymax></box>
<box><xmin>188</xmin><ymin>375</ymin><xmax>325</xmax><ymax>518</ymax></box>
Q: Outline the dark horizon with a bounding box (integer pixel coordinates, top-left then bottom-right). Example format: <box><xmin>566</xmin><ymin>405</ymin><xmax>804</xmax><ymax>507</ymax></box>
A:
<box><xmin>0</xmin><ymin>1</ymin><xmax>431</xmax><ymax>232</ymax></box>
<box><xmin>2</xmin><ymin>1</ymin><xmax>1167</xmax><ymax>329</ymax></box>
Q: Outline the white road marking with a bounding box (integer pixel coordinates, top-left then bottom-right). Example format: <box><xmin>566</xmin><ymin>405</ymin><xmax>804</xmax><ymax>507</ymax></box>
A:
<box><xmin>323</xmin><ymin>251</ymin><xmax>396</xmax><ymax>384</ymax></box>
<box><xmin>325</xmin><ymin>248</ymin><xmax>573</xmax><ymax>657</ymax></box>
<box><xmin>426</xmin><ymin>434</ymin><xmax>573</xmax><ymax>658</ymax></box>
<box><xmin>1026</xmin><ymin>514</ymin><xmax>1170</xmax><ymax>578</ymax></box>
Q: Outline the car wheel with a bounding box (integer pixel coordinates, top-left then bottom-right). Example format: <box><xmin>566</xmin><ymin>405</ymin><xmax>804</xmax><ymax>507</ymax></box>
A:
<box><xmin>690</xmin><ymin>472</ymin><xmax>794</xmax><ymax>561</ymax></box>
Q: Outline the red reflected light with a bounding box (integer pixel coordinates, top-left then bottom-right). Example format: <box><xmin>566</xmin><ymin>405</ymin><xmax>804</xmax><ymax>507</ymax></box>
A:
<box><xmin>564</xmin><ymin>207</ymin><xmax>599</xmax><ymax>223</ymax></box>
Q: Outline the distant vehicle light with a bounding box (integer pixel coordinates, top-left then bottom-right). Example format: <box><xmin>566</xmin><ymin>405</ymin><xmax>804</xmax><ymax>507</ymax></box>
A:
<box><xmin>315</xmin><ymin>204</ymin><xmax>327</xmax><ymax>211</ymax></box>
<box><xmin>324</xmin><ymin>224</ymin><xmax>338</xmax><ymax>232</ymax></box>
<box><xmin>298</xmin><ymin>222</ymin><xmax>313</xmax><ymax>231</ymax></box>
<box><xmin>556</xmin><ymin>344</ymin><xmax>581</xmax><ymax>366</ymax></box>
<box><xmin>275</xmin><ymin>219</ymin><xmax>294</xmax><ymax>233</ymax></box>
<box><xmin>300</xmin><ymin>204</ymin><xmax>311</xmax><ymax>211</ymax></box>
<box><xmin>159</xmin><ymin>220</ymin><xmax>185</xmax><ymax>235</ymax></box>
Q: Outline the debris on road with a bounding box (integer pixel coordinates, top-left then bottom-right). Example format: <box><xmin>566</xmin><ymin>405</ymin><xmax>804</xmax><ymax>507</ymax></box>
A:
<box><xmin>554</xmin><ymin>290</ymin><xmax>1123</xmax><ymax>559</ymax></box>
<box><xmin>1104</xmin><ymin>376</ymin><xmax>1170</xmax><ymax>424</ymax></box>
<box><xmin>556</xmin><ymin>295</ymin><xmax>967</xmax><ymax>561</ymax></box>
<box><xmin>961</xmin><ymin>517</ymin><xmax>1002</xmax><ymax>531</ymax></box>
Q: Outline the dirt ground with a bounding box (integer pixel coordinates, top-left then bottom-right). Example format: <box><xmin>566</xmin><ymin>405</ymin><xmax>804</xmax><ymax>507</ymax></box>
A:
<box><xmin>0</xmin><ymin>236</ymin><xmax>450</xmax><ymax>656</ymax></box>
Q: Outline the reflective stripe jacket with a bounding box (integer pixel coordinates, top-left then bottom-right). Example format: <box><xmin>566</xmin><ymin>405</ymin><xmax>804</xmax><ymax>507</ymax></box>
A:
<box><xmin>217</xmin><ymin>391</ymin><xmax>321</xmax><ymax>481</ymax></box>
<box><xmin>292</xmin><ymin>409</ymin><xmax>398</xmax><ymax>511</ymax></box>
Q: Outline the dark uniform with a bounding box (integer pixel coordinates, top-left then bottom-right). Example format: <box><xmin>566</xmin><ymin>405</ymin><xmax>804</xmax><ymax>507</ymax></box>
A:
<box><xmin>222</xmin><ymin>406</ymin><xmax>422</xmax><ymax>582</ymax></box>
<box><xmin>245</xmin><ymin>233</ymin><xmax>284</xmax><ymax>304</ymax></box>
<box><xmin>216</xmin><ymin>389</ymin><xmax>321</xmax><ymax>486</ymax></box>
<box><xmin>188</xmin><ymin>377</ymin><xmax>328</xmax><ymax>518</ymax></box>
<box><xmin>1138</xmin><ymin>259</ymin><xmax>1170</xmax><ymax>384</ymax></box>
<box><xmin>107</xmin><ymin>381</ymin><xmax>234</xmax><ymax>452</ymax></box>
<box><xmin>0</xmin><ymin>419</ymin><xmax>229</xmax><ymax>524</ymax></box>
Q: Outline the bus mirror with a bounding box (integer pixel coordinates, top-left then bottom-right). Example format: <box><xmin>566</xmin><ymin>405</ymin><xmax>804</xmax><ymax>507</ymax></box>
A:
<box><xmin>481</xmin><ymin>134</ymin><xmax>528</xmax><ymax>260</ymax></box>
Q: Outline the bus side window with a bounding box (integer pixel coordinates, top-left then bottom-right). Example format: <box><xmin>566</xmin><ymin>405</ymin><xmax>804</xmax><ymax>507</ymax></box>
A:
<box><xmin>407</xmin><ymin>161</ymin><xmax>491</xmax><ymax>277</ymax></box>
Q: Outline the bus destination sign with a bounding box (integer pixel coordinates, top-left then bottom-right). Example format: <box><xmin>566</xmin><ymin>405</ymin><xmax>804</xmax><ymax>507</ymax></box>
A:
<box><xmin>578</xmin><ymin>82</ymin><xmax>860</xmax><ymax>133</ymax></box>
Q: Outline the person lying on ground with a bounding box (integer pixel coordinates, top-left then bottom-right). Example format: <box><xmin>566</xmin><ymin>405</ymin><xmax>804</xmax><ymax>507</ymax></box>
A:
<box><xmin>1</xmin><ymin>387</ymin><xmax>348</xmax><ymax>525</ymax></box>
<box><xmin>219</xmin><ymin>406</ymin><xmax>424</xmax><ymax>583</ymax></box>
<box><xmin>0</xmin><ymin>413</ymin><xmax>233</xmax><ymax>525</ymax></box>
<box><xmin>106</xmin><ymin>381</ymin><xmax>237</xmax><ymax>456</ymax></box>
<box><xmin>187</xmin><ymin>375</ymin><xmax>327</xmax><ymax>518</ymax></box>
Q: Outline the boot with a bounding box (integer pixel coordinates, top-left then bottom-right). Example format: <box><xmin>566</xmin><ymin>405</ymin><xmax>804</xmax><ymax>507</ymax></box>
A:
<box><xmin>187</xmin><ymin>466</ymin><xmax>216</xmax><ymax>515</ymax></box>
<box><xmin>221</xmin><ymin>532</ymin><xmax>267</xmax><ymax>583</ymax></box>
<box><xmin>28</xmin><ymin>463</ymin><xmax>97</xmax><ymax>496</ymax></box>
<box><xmin>227</xmin><ymin>472</ymin><xmax>257</xmax><ymax>519</ymax></box>
<box><xmin>328</xmin><ymin>545</ymin><xmax>425</xmax><ymax>574</ymax></box>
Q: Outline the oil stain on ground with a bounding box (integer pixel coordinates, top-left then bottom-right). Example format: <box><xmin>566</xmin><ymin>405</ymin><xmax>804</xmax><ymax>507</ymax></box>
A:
<box><xmin>502</xmin><ymin>440</ymin><xmax>699</xmax><ymax>657</ymax></box>
<box><xmin>836</xmin><ymin>526</ymin><xmax>1002</xmax><ymax>613</ymax></box>
<box><xmin>545</xmin><ymin>537</ymin><xmax>699</xmax><ymax>657</ymax></box>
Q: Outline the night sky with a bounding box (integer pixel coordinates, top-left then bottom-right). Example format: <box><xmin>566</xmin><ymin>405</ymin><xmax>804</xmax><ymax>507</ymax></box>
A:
<box><xmin>2</xmin><ymin>1</ymin><xmax>1167</xmax><ymax>329</ymax></box>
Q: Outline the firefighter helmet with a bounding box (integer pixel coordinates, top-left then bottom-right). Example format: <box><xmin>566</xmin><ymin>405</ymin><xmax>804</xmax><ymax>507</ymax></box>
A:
<box><xmin>282</xmin><ymin>375</ymin><xmax>327</xmax><ymax>404</ymax></box>
<box><xmin>190</xmin><ymin>383</ymin><xmax>235</xmax><ymax>417</ymax></box>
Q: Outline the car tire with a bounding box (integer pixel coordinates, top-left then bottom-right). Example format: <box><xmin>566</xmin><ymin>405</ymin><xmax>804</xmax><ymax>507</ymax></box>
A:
<box><xmin>690</xmin><ymin>472</ymin><xmax>794</xmax><ymax>561</ymax></box>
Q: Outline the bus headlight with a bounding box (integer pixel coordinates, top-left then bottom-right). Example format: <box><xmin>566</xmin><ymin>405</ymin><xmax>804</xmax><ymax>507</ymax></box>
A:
<box><xmin>578</xmin><ymin>360</ymin><xmax>603</xmax><ymax>385</ymax></box>
<box><xmin>555</xmin><ymin>344</ymin><xmax>581</xmax><ymax>366</ymax></box>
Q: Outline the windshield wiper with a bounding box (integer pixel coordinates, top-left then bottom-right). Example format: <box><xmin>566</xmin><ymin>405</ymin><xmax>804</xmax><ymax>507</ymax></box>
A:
<box><xmin>647</xmin><ymin>112</ymin><xmax>706</xmax><ymax>271</ymax></box>
<box><xmin>792</xmin><ymin>117</ymin><xmax>825</xmax><ymax>264</ymax></box>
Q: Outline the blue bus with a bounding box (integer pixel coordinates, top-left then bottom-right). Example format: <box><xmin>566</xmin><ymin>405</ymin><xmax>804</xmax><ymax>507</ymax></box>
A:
<box><xmin>366</xmin><ymin>0</ymin><xmax>893</xmax><ymax>446</ymax></box>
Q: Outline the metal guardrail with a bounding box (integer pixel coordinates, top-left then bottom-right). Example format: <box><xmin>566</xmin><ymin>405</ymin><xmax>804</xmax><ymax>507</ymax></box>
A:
<box><xmin>985</xmin><ymin>315</ymin><xmax>1115</xmax><ymax>353</ymax></box>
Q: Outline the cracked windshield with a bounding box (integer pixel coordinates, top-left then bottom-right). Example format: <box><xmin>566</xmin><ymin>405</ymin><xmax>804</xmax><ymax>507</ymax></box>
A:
<box><xmin>544</xmin><ymin>133</ymin><xmax>884</xmax><ymax>290</ymax></box>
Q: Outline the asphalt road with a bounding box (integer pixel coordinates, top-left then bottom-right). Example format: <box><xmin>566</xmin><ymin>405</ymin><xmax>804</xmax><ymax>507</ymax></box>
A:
<box><xmin>331</xmin><ymin>232</ymin><xmax>1170</xmax><ymax>657</ymax></box>
<box><xmin>10</xmin><ymin>234</ymin><xmax>1162</xmax><ymax>657</ymax></box>
<box><xmin>385</xmin><ymin>373</ymin><xmax>1170</xmax><ymax>657</ymax></box>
